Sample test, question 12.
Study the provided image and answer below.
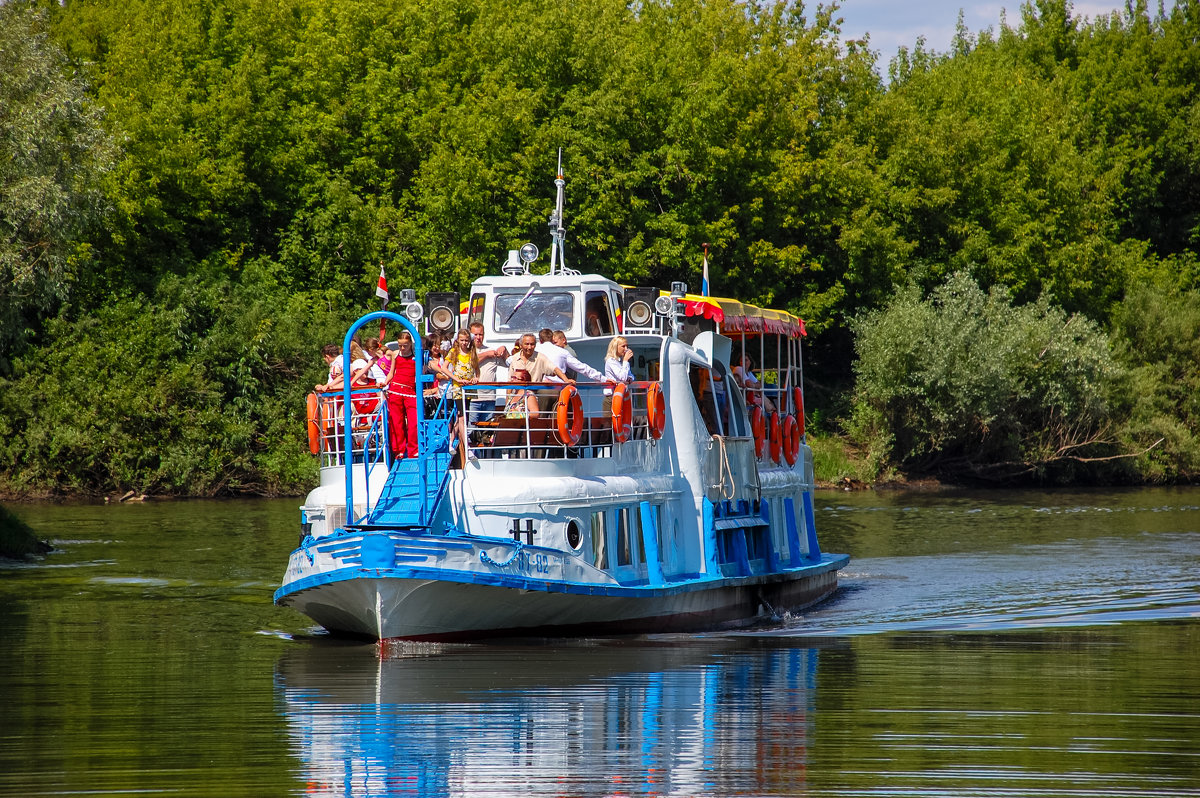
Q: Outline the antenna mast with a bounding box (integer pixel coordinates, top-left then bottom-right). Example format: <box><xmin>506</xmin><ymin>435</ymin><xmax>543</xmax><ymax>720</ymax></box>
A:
<box><xmin>548</xmin><ymin>149</ymin><xmax>566</xmax><ymax>275</ymax></box>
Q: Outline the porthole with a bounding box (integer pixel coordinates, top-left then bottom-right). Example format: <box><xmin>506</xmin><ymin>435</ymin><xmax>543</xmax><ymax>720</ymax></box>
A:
<box><xmin>566</xmin><ymin>520</ymin><xmax>583</xmax><ymax>550</ymax></box>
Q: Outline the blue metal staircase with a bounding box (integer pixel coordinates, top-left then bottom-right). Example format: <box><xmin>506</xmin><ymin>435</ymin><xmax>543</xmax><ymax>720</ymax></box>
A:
<box><xmin>368</xmin><ymin>422</ymin><xmax>453</xmax><ymax>528</ymax></box>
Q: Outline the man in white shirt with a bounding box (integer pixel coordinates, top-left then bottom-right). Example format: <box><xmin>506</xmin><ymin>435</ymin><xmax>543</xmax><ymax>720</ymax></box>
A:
<box><xmin>537</xmin><ymin>329</ymin><xmax>602</xmax><ymax>382</ymax></box>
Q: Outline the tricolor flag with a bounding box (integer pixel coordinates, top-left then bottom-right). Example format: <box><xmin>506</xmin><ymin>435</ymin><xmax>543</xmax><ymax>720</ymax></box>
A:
<box><xmin>701</xmin><ymin>253</ymin><xmax>710</xmax><ymax>297</ymax></box>
<box><xmin>376</xmin><ymin>263</ymin><xmax>389</xmax><ymax>338</ymax></box>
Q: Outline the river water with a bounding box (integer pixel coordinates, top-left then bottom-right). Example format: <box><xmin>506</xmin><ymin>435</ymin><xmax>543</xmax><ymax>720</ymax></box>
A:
<box><xmin>1</xmin><ymin>488</ymin><xmax>1197</xmax><ymax>797</ymax></box>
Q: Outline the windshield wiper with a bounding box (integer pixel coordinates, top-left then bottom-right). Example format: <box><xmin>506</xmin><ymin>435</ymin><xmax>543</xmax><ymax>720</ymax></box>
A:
<box><xmin>502</xmin><ymin>282</ymin><xmax>540</xmax><ymax>325</ymax></box>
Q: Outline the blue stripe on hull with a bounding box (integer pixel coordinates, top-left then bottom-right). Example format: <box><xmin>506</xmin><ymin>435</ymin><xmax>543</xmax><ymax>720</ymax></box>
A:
<box><xmin>276</xmin><ymin>552</ymin><xmax>846</xmax><ymax>603</ymax></box>
<box><xmin>283</xmin><ymin>567</ymin><xmax>843</xmax><ymax>642</ymax></box>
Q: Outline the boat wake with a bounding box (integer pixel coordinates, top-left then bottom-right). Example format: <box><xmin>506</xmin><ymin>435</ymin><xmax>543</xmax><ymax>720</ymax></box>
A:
<box><xmin>743</xmin><ymin>531</ymin><xmax>1200</xmax><ymax>636</ymax></box>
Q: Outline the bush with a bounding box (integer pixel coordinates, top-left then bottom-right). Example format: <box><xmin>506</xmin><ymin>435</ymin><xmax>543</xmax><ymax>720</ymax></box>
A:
<box><xmin>848</xmin><ymin>271</ymin><xmax>1125</xmax><ymax>482</ymax></box>
<box><xmin>1109</xmin><ymin>281</ymin><xmax>1200</xmax><ymax>482</ymax></box>
<box><xmin>0</xmin><ymin>259</ymin><xmax>356</xmax><ymax>497</ymax></box>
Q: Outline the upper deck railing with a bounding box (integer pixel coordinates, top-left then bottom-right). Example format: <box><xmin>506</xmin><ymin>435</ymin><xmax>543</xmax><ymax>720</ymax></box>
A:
<box><xmin>309</xmin><ymin>380</ymin><xmax>663</xmax><ymax>466</ymax></box>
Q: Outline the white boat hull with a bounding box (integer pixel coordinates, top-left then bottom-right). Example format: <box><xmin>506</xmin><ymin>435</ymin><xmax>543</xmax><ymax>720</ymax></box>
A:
<box><xmin>280</xmin><ymin>554</ymin><xmax>845</xmax><ymax>641</ymax></box>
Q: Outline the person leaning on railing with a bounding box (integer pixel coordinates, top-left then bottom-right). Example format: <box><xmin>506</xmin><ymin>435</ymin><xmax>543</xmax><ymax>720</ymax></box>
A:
<box><xmin>538</xmin><ymin>329</ymin><xmax>603</xmax><ymax>383</ymax></box>
<box><xmin>508</xmin><ymin>333</ymin><xmax>573</xmax><ymax>412</ymax></box>
<box><xmin>315</xmin><ymin>344</ymin><xmax>343</xmax><ymax>392</ymax></box>
<box><xmin>469</xmin><ymin>321</ymin><xmax>507</xmax><ymax>426</ymax></box>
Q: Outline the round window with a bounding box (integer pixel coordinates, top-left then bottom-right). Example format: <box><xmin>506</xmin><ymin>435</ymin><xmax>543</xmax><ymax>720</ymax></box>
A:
<box><xmin>566</xmin><ymin>520</ymin><xmax>583</xmax><ymax>550</ymax></box>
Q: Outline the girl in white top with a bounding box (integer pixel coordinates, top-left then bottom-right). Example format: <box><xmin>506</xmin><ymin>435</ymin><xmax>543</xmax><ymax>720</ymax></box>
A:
<box><xmin>603</xmin><ymin>336</ymin><xmax>634</xmax><ymax>412</ymax></box>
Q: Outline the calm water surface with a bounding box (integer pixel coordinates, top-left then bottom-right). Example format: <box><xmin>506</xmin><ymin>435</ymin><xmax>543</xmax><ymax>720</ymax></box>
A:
<box><xmin>1</xmin><ymin>489</ymin><xmax>1198</xmax><ymax>797</ymax></box>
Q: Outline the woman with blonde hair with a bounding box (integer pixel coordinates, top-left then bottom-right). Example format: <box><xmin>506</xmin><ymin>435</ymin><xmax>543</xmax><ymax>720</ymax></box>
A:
<box><xmin>602</xmin><ymin>336</ymin><xmax>634</xmax><ymax>413</ymax></box>
<box><xmin>445</xmin><ymin>328</ymin><xmax>479</xmax><ymax>460</ymax></box>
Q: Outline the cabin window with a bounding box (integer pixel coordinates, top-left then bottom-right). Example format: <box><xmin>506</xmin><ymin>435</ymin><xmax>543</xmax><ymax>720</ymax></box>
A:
<box><xmin>616</xmin><ymin>507</ymin><xmax>632</xmax><ymax>566</ymax></box>
<box><xmin>493</xmin><ymin>292</ymin><xmax>574</xmax><ymax>335</ymax></box>
<box><xmin>647</xmin><ymin>503</ymin><xmax>664</xmax><ymax>570</ymax></box>
<box><xmin>614</xmin><ymin>506</ymin><xmax>645</xmax><ymax>567</ymax></box>
<box><xmin>590</xmin><ymin>511</ymin><xmax>608</xmax><ymax>569</ymax></box>
<box><xmin>467</xmin><ymin>293</ymin><xmax>486</xmax><ymax>328</ymax></box>
<box><xmin>584</xmin><ymin>291</ymin><xmax>614</xmax><ymax>336</ymax></box>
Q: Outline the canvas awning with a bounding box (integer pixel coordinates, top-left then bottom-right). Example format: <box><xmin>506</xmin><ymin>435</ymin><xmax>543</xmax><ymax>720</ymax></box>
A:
<box><xmin>680</xmin><ymin>295</ymin><xmax>806</xmax><ymax>338</ymax></box>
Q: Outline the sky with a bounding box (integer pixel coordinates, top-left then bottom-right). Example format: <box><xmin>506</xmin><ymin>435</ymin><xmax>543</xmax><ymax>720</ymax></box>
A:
<box><xmin>832</xmin><ymin>1</ymin><xmax>1140</xmax><ymax>67</ymax></box>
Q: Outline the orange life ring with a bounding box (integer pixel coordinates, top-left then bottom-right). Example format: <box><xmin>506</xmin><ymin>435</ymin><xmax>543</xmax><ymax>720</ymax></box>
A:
<box><xmin>646</xmin><ymin>382</ymin><xmax>666</xmax><ymax>439</ymax></box>
<box><xmin>306</xmin><ymin>393</ymin><xmax>322</xmax><ymax>455</ymax></box>
<box><xmin>612</xmin><ymin>383</ymin><xmax>633</xmax><ymax>443</ymax></box>
<box><xmin>792</xmin><ymin>386</ymin><xmax>806</xmax><ymax>437</ymax></box>
<box><xmin>555</xmin><ymin>385</ymin><xmax>584</xmax><ymax>446</ymax></box>
<box><xmin>768</xmin><ymin>411</ymin><xmax>782</xmax><ymax>464</ymax></box>
<box><xmin>750</xmin><ymin>405</ymin><xmax>766</xmax><ymax>458</ymax></box>
<box><xmin>782</xmin><ymin>414</ymin><xmax>801</xmax><ymax>466</ymax></box>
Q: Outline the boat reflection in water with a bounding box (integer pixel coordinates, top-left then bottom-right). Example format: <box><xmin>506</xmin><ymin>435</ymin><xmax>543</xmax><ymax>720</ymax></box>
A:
<box><xmin>274</xmin><ymin>641</ymin><xmax>821</xmax><ymax>797</ymax></box>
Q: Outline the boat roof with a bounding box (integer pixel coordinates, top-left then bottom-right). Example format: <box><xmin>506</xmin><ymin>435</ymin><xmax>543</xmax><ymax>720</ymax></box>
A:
<box><xmin>464</xmin><ymin>270</ymin><xmax>805</xmax><ymax>340</ymax></box>
<box><xmin>471</xmin><ymin>273</ymin><xmax>623</xmax><ymax>292</ymax></box>
<box><xmin>680</xmin><ymin>294</ymin><xmax>806</xmax><ymax>338</ymax></box>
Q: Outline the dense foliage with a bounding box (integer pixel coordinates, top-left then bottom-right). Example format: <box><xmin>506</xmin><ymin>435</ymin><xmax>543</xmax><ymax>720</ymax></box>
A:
<box><xmin>0</xmin><ymin>0</ymin><xmax>1197</xmax><ymax>495</ymax></box>
<box><xmin>0</xmin><ymin>7</ymin><xmax>115</xmax><ymax>373</ymax></box>
<box><xmin>850</xmin><ymin>272</ymin><xmax>1127</xmax><ymax>482</ymax></box>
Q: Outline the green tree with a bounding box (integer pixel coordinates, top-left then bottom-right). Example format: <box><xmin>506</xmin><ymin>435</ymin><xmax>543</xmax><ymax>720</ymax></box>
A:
<box><xmin>0</xmin><ymin>3</ymin><xmax>115</xmax><ymax>372</ymax></box>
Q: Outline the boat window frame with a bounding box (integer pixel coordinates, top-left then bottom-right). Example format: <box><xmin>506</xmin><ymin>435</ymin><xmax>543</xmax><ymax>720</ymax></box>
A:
<box><xmin>492</xmin><ymin>291</ymin><xmax>575</xmax><ymax>336</ymax></box>
<box><xmin>583</xmin><ymin>290</ymin><xmax>614</xmax><ymax>337</ymax></box>
<box><xmin>467</xmin><ymin>292</ymin><xmax>486</xmax><ymax>328</ymax></box>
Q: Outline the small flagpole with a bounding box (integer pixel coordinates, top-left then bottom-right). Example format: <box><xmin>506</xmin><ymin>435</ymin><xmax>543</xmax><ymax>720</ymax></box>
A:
<box><xmin>375</xmin><ymin>262</ymin><xmax>389</xmax><ymax>339</ymax></box>
<box><xmin>701</xmin><ymin>243</ymin><xmax>710</xmax><ymax>298</ymax></box>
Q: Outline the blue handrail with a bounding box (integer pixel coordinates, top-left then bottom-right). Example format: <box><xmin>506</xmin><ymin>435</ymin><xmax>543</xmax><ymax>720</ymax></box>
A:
<box><xmin>341</xmin><ymin>311</ymin><xmax>430</xmax><ymax>527</ymax></box>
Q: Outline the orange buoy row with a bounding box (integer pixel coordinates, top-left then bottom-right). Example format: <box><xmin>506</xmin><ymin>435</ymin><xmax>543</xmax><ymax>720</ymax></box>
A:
<box><xmin>752</xmin><ymin>409</ymin><xmax>803</xmax><ymax>466</ymax></box>
<box><xmin>306</xmin><ymin>392</ymin><xmax>340</xmax><ymax>454</ymax></box>
<box><xmin>610</xmin><ymin>382</ymin><xmax>666</xmax><ymax>443</ymax></box>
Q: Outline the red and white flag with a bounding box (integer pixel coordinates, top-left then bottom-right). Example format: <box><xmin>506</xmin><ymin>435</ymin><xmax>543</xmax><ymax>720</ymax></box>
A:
<box><xmin>376</xmin><ymin>263</ymin><xmax>389</xmax><ymax>339</ymax></box>
<box><xmin>375</xmin><ymin>263</ymin><xmax>389</xmax><ymax>308</ymax></box>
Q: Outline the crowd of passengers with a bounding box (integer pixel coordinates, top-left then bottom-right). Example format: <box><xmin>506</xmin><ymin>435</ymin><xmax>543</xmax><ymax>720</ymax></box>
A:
<box><xmin>315</xmin><ymin>324</ymin><xmax>767</xmax><ymax>460</ymax></box>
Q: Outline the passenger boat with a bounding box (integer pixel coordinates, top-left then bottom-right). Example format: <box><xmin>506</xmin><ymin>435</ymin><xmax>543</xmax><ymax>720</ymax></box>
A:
<box><xmin>274</xmin><ymin>167</ymin><xmax>848</xmax><ymax>641</ymax></box>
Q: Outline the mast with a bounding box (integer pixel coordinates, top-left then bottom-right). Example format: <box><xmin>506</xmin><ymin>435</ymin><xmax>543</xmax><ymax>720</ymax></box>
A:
<box><xmin>548</xmin><ymin>149</ymin><xmax>566</xmax><ymax>275</ymax></box>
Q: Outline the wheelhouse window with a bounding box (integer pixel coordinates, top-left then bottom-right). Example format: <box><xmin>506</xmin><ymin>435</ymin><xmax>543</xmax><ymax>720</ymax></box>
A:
<box><xmin>467</xmin><ymin>293</ymin><xmax>486</xmax><ymax>328</ymax></box>
<box><xmin>493</xmin><ymin>292</ymin><xmax>574</xmax><ymax>335</ymax></box>
<box><xmin>584</xmin><ymin>291</ymin><xmax>614</xmax><ymax>336</ymax></box>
